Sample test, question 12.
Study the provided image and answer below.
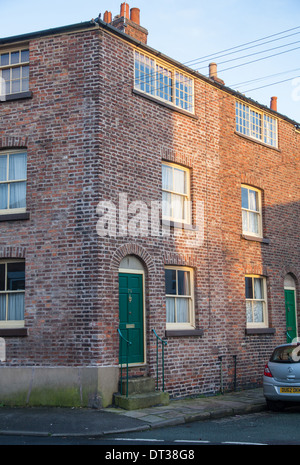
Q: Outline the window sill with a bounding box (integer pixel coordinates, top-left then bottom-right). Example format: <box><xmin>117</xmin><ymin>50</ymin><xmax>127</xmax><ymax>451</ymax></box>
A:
<box><xmin>234</xmin><ymin>131</ymin><xmax>280</xmax><ymax>151</ymax></box>
<box><xmin>0</xmin><ymin>91</ymin><xmax>32</xmax><ymax>103</ymax></box>
<box><xmin>0</xmin><ymin>212</ymin><xmax>30</xmax><ymax>222</ymax></box>
<box><xmin>0</xmin><ymin>327</ymin><xmax>28</xmax><ymax>337</ymax></box>
<box><xmin>132</xmin><ymin>89</ymin><xmax>198</xmax><ymax>119</ymax></box>
<box><xmin>245</xmin><ymin>328</ymin><xmax>276</xmax><ymax>335</ymax></box>
<box><xmin>165</xmin><ymin>329</ymin><xmax>204</xmax><ymax>337</ymax></box>
<box><xmin>241</xmin><ymin>234</ymin><xmax>270</xmax><ymax>244</ymax></box>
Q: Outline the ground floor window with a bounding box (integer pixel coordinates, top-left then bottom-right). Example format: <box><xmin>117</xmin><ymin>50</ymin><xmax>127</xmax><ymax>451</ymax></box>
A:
<box><xmin>245</xmin><ymin>275</ymin><xmax>268</xmax><ymax>327</ymax></box>
<box><xmin>165</xmin><ymin>266</ymin><xmax>194</xmax><ymax>329</ymax></box>
<box><xmin>0</xmin><ymin>260</ymin><xmax>25</xmax><ymax>327</ymax></box>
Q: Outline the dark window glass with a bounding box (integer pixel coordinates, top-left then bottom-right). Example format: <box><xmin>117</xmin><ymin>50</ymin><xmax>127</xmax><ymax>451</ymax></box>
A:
<box><xmin>7</xmin><ymin>262</ymin><xmax>25</xmax><ymax>291</ymax></box>
<box><xmin>165</xmin><ymin>269</ymin><xmax>176</xmax><ymax>295</ymax></box>
<box><xmin>245</xmin><ymin>277</ymin><xmax>253</xmax><ymax>299</ymax></box>
<box><xmin>0</xmin><ymin>264</ymin><xmax>5</xmax><ymax>290</ymax></box>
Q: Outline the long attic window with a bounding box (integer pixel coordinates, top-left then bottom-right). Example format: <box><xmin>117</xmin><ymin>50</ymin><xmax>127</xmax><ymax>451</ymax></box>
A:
<box><xmin>134</xmin><ymin>50</ymin><xmax>194</xmax><ymax>114</ymax></box>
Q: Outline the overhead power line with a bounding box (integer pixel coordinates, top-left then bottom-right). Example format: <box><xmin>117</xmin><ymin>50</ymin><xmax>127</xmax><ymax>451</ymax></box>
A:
<box><xmin>229</xmin><ymin>67</ymin><xmax>300</xmax><ymax>88</ymax></box>
<box><xmin>217</xmin><ymin>45</ymin><xmax>300</xmax><ymax>74</ymax></box>
<box><xmin>189</xmin><ymin>31</ymin><xmax>300</xmax><ymax>67</ymax></box>
<box><xmin>184</xmin><ymin>25</ymin><xmax>300</xmax><ymax>66</ymax></box>
<box><xmin>196</xmin><ymin>39</ymin><xmax>300</xmax><ymax>71</ymax></box>
<box><xmin>242</xmin><ymin>75</ymin><xmax>300</xmax><ymax>93</ymax></box>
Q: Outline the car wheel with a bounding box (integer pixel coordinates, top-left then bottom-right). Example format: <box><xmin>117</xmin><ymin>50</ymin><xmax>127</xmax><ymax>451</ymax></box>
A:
<box><xmin>266</xmin><ymin>399</ymin><xmax>285</xmax><ymax>411</ymax></box>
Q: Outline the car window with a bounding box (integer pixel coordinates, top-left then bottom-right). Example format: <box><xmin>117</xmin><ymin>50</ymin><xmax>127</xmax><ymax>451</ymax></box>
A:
<box><xmin>270</xmin><ymin>345</ymin><xmax>300</xmax><ymax>363</ymax></box>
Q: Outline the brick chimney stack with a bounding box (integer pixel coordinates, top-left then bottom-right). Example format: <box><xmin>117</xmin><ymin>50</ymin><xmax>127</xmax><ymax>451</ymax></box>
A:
<box><xmin>209</xmin><ymin>62</ymin><xmax>225</xmax><ymax>85</ymax></box>
<box><xmin>270</xmin><ymin>96</ymin><xmax>277</xmax><ymax>112</ymax></box>
<box><xmin>106</xmin><ymin>3</ymin><xmax>148</xmax><ymax>44</ymax></box>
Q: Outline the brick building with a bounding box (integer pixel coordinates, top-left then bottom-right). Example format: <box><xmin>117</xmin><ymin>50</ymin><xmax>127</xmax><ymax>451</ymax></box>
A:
<box><xmin>0</xmin><ymin>4</ymin><xmax>299</xmax><ymax>407</ymax></box>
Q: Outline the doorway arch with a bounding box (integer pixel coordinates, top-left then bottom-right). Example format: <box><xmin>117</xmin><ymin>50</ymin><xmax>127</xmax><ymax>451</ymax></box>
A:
<box><xmin>118</xmin><ymin>255</ymin><xmax>146</xmax><ymax>365</ymax></box>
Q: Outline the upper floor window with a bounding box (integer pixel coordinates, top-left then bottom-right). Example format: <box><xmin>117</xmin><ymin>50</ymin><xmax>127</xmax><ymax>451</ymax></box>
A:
<box><xmin>235</xmin><ymin>101</ymin><xmax>277</xmax><ymax>148</ymax></box>
<box><xmin>0</xmin><ymin>48</ymin><xmax>29</xmax><ymax>98</ymax></box>
<box><xmin>0</xmin><ymin>150</ymin><xmax>27</xmax><ymax>213</ymax></box>
<box><xmin>162</xmin><ymin>162</ymin><xmax>191</xmax><ymax>224</ymax></box>
<box><xmin>134</xmin><ymin>51</ymin><xmax>194</xmax><ymax>113</ymax></box>
<box><xmin>241</xmin><ymin>185</ymin><xmax>262</xmax><ymax>237</ymax></box>
<box><xmin>165</xmin><ymin>266</ymin><xmax>195</xmax><ymax>329</ymax></box>
<box><xmin>245</xmin><ymin>275</ymin><xmax>268</xmax><ymax>328</ymax></box>
<box><xmin>0</xmin><ymin>260</ymin><xmax>25</xmax><ymax>327</ymax></box>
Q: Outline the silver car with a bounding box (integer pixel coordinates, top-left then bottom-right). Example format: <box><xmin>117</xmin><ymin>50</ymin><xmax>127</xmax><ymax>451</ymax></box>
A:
<box><xmin>263</xmin><ymin>343</ymin><xmax>300</xmax><ymax>411</ymax></box>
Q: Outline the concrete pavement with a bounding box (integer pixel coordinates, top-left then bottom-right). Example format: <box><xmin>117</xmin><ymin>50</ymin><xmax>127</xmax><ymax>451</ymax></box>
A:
<box><xmin>0</xmin><ymin>388</ymin><xmax>266</xmax><ymax>438</ymax></box>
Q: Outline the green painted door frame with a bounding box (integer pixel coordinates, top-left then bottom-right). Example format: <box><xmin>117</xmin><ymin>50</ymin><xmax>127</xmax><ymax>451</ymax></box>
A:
<box><xmin>285</xmin><ymin>289</ymin><xmax>297</xmax><ymax>343</ymax></box>
<box><xmin>119</xmin><ymin>272</ymin><xmax>144</xmax><ymax>364</ymax></box>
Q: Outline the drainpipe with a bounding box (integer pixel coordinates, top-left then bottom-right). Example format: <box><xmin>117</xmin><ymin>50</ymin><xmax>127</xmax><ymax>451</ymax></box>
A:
<box><xmin>218</xmin><ymin>355</ymin><xmax>224</xmax><ymax>394</ymax></box>
<box><xmin>233</xmin><ymin>355</ymin><xmax>237</xmax><ymax>391</ymax></box>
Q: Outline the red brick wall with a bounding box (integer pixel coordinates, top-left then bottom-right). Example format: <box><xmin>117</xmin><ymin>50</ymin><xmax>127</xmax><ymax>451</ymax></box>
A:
<box><xmin>0</xmin><ymin>24</ymin><xmax>299</xmax><ymax>398</ymax></box>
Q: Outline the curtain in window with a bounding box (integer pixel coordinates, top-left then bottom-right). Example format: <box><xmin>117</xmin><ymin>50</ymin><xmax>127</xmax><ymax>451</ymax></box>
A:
<box><xmin>7</xmin><ymin>293</ymin><xmax>24</xmax><ymax>320</ymax></box>
<box><xmin>166</xmin><ymin>297</ymin><xmax>175</xmax><ymax>322</ymax></box>
<box><xmin>173</xmin><ymin>168</ymin><xmax>186</xmax><ymax>194</ymax></box>
<box><xmin>162</xmin><ymin>164</ymin><xmax>173</xmax><ymax>219</ymax></box>
<box><xmin>178</xmin><ymin>270</ymin><xmax>190</xmax><ymax>295</ymax></box>
<box><xmin>0</xmin><ymin>184</ymin><xmax>8</xmax><ymax>209</ymax></box>
<box><xmin>254</xmin><ymin>278</ymin><xmax>263</xmax><ymax>299</ymax></box>
<box><xmin>166</xmin><ymin>297</ymin><xmax>189</xmax><ymax>323</ymax></box>
<box><xmin>172</xmin><ymin>195</ymin><xmax>184</xmax><ymax>221</ymax></box>
<box><xmin>248</xmin><ymin>212</ymin><xmax>259</xmax><ymax>234</ymax></box>
<box><xmin>10</xmin><ymin>182</ymin><xmax>26</xmax><ymax>208</ymax></box>
<box><xmin>253</xmin><ymin>301</ymin><xmax>263</xmax><ymax>322</ymax></box>
<box><xmin>248</xmin><ymin>190</ymin><xmax>257</xmax><ymax>210</ymax></box>
<box><xmin>162</xmin><ymin>164</ymin><xmax>173</xmax><ymax>190</ymax></box>
<box><xmin>176</xmin><ymin>298</ymin><xmax>189</xmax><ymax>322</ymax></box>
<box><xmin>0</xmin><ymin>155</ymin><xmax>7</xmax><ymax>181</ymax></box>
<box><xmin>9</xmin><ymin>152</ymin><xmax>26</xmax><ymax>180</ymax></box>
<box><xmin>246</xmin><ymin>301</ymin><xmax>252</xmax><ymax>323</ymax></box>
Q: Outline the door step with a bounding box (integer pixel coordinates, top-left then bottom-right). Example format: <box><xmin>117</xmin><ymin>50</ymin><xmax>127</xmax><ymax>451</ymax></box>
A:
<box><xmin>114</xmin><ymin>377</ymin><xmax>169</xmax><ymax>410</ymax></box>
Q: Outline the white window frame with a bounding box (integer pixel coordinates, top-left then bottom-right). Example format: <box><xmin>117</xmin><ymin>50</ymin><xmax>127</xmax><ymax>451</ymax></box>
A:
<box><xmin>241</xmin><ymin>185</ymin><xmax>262</xmax><ymax>238</ymax></box>
<box><xmin>162</xmin><ymin>161</ymin><xmax>191</xmax><ymax>224</ymax></box>
<box><xmin>0</xmin><ymin>149</ymin><xmax>27</xmax><ymax>214</ymax></box>
<box><xmin>134</xmin><ymin>50</ymin><xmax>194</xmax><ymax>113</ymax></box>
<box><xmin>165</xmin><ymin>266</ymin><xmax>195</xmax><ymax>330</ymax></box>
<box><xmin>235</xmin><ymin>100</ymin><xmax>278</xmax><ymax>148</ymax></box>
<box><xmin>0</xmin><ymin>47</ymin><xmax>29</xmax><ymax>98</ymax></box>
<box><xmin>0</xmin><ymin>259</ymin><xmax>25</xmax><ymax>328</ymax></box>
<box><xmin>245</xmin><ymin>275</ymin><xmax>268</xmax><ymax>328</ymax></box>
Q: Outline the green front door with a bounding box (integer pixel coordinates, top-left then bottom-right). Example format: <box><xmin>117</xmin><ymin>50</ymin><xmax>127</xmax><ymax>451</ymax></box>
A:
<box><xmin>119</xmin><ymin>273</ymin><xmax>144</xmax><ymax>364</ymax></box>
<box><xmin>285</xmin><ymin>289</ymin><xmax>297</xmax><ymax>342</ymax></box>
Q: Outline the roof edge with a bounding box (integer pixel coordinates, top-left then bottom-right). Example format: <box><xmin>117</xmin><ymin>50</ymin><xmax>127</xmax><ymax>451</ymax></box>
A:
<box><xmin>0</xmin><ymin>20</ymin><xmax>97</xmax><ymax>44</ymax></box>
<box><xmin>0</xmin><ymin>17</ymin><xmax>299</xmax><ymax>126</ymax></box>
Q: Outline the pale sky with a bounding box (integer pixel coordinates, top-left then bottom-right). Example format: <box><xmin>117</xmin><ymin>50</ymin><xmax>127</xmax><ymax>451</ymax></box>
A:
<box><xmin>1</xmin><ymin>0</ymin><xmax>300</xmax><ymax>121</ymax></box>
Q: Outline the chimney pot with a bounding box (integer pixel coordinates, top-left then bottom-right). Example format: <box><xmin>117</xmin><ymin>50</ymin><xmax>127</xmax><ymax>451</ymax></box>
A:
<box><xmin>130</xmin><ymin>7</ymin><xmax>140</xmax><ymax>24</ymax></box>
<box><xmin>120</xmin><ymin>2</ymin><xmax>130</xmax><ymax>19</ymax></box>
<box><xmin>270</xmin><ymin>96</ymin><xmax>277</xmax><ymax>111</ymax></box>
<box><xmin>103</xmin><ymin>11</ymin><xmax>112</xmax><ymax>23</ymax></box>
